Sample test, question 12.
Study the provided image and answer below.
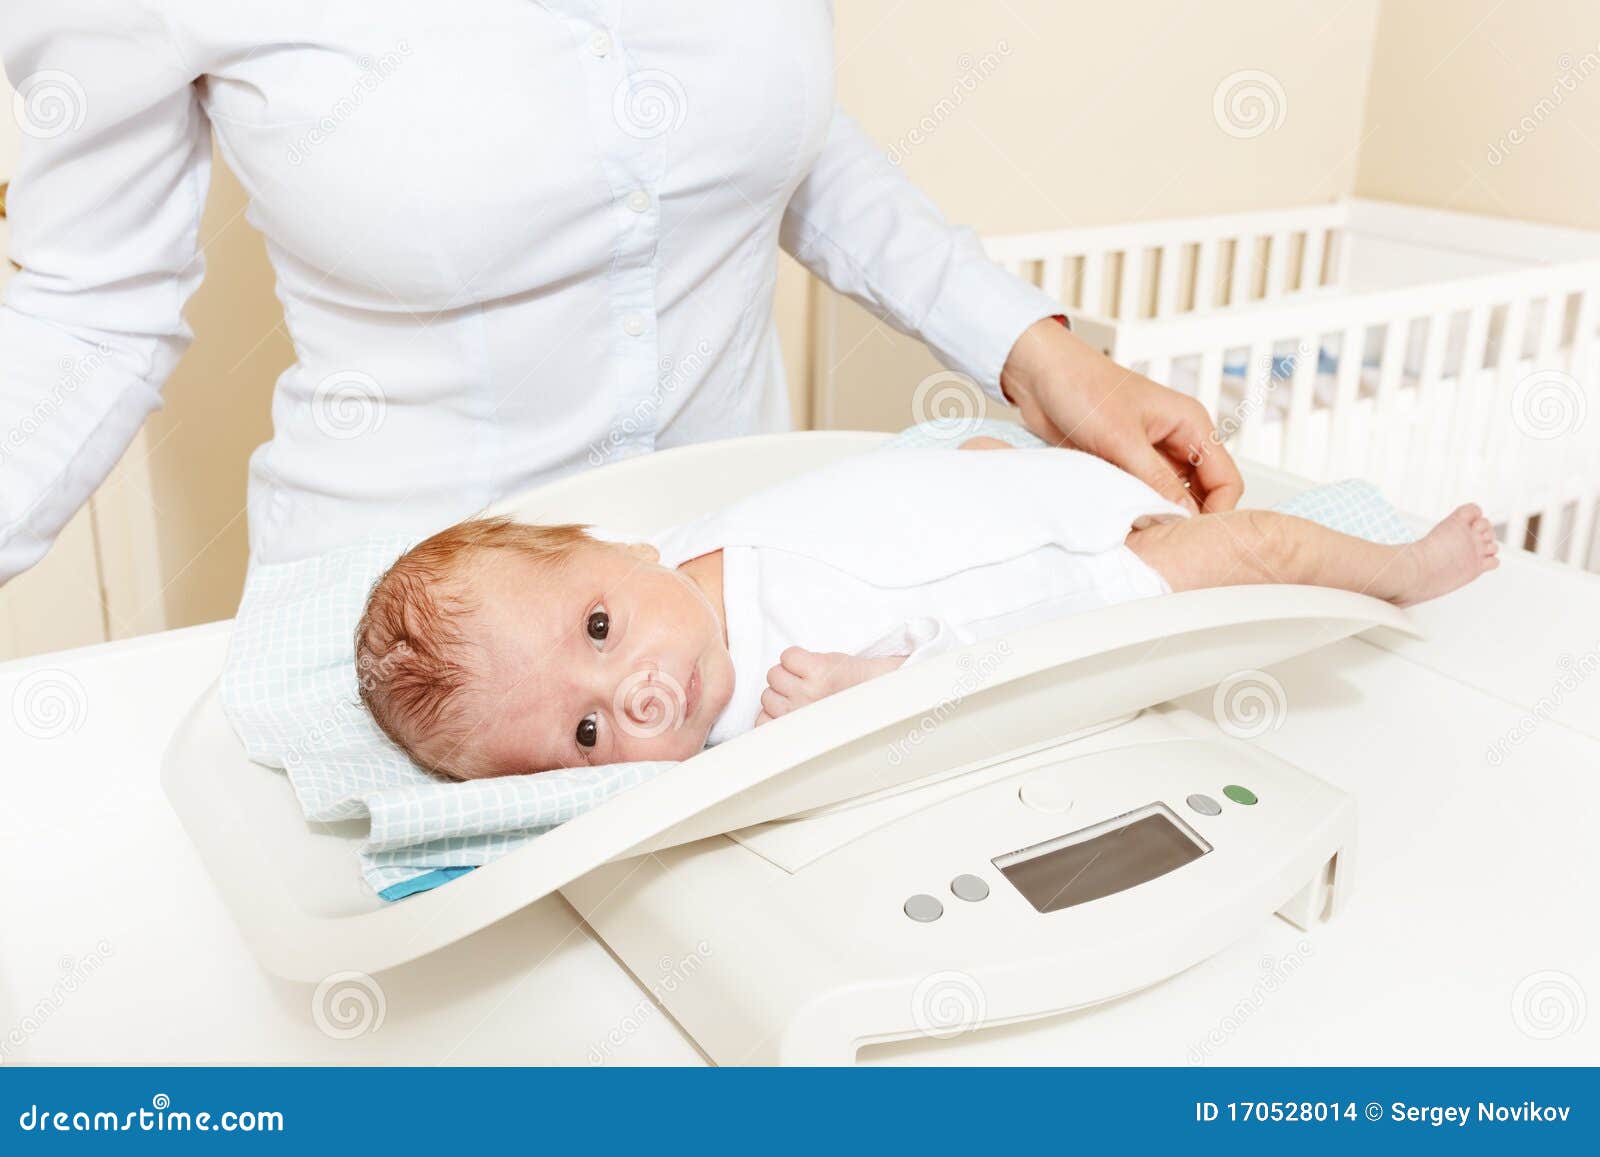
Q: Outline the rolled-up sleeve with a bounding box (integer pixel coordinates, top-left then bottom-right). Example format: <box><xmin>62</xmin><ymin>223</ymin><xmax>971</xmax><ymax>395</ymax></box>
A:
<box><xmin>779</xmin><ymin>107</ymin><xmax>1061</xmax><ymax>399</ymax></box>
<box><xmin>0</xmin><ymin>6</ymin><xmax>210</xmax><ymax>581</ymax></box>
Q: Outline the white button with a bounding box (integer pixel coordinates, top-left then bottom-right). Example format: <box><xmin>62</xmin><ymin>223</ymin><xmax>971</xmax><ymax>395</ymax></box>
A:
<box><xmin>625</xmin><ymin>189</ymin><xmax>651</xmax><ymax>213</ymax></box>
<box><xmin>622</xmin><ymin>314</ymin><xmax>646</xmax><ymax>337</ymax></box>
<box><xmin>1017</xmin><ymin>777</ymin><xmax>1074</xmax><ymax>813</ymax></box>
<box><xmin>589</xmin><ymin>30</ymin><xmax>612</xmax><ymax>57</ymax></box>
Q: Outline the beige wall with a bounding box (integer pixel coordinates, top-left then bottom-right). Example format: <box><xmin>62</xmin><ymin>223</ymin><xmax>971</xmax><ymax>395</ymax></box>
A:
<box><xmin>804</xmin><ymin>0</ymin><xmax>1386</xmax><ymax>432</ymax></box>
<box><xmin>144</xmin><ymin>155</ymin><xmax>291</xmax><ymax>630</ymax></box>
<box><xmin>1354</xmin><ymin>0</ymin><xmax>1600</xmax><ymax>229</ymax></box>
<box><xmin>41</xmin><ymin>0</ymin><xmax>1600</xmax><ymax>638</ymax></box>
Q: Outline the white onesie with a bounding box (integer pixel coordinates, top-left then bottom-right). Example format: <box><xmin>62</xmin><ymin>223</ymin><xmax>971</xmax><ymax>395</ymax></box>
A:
<box><xmin>646</xmin><ymin>447</ymin><xmax>1189</xmax><ymax>744</ymax></box>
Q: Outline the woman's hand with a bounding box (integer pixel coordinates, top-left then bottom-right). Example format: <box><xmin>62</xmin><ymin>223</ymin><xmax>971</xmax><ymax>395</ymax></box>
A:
<box><xmin>999</xmin><ymin>318</ymin><xmax>1244</xmax><ymax>513</ymax></box>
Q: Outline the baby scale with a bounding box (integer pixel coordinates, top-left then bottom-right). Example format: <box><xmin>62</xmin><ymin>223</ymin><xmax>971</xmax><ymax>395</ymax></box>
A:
<box><xmin>162</xmin><ymin>431</ymin><xmax>1413</xmax><ymax>1064</ymax></box>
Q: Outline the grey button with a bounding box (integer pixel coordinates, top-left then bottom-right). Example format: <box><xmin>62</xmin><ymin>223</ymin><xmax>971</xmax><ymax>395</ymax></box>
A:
<box><xmin>903</xmin><ymin>894</ymin><xmax>944</xmax><ymax>923</ymax></box>
<box><xmin>950</xmin><ymin>874</ymin><xmax>990</xmax><ymax>902</ymax></box>
<box><xmin>1186</xmin><ymin>793</ymin><xmax>1222</xmax><ymax>817</ymax></box>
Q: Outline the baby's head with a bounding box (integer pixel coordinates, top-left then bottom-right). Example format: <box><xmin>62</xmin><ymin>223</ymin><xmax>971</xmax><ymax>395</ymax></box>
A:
<box><xmin>355</xmin><ymin>517</ymin><xmax>733</xmax><ymax>778</ymax></box>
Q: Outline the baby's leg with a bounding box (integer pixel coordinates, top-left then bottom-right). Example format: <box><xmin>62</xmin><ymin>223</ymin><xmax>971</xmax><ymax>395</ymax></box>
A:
<box><xmin>1126</xmin><ymin>504</ymin><xmax>1498</xmax><ymax>607</ymax></box>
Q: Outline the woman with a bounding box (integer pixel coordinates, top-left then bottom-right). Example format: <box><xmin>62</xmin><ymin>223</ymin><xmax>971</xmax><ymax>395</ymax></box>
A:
<box><xmin>0</xmin><ymin>3</ymin><xmax>1239</xmax><ymax>583</ymax></box>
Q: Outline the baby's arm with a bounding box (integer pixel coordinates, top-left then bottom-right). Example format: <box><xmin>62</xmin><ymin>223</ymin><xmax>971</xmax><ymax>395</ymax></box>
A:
<box><xmin>754</xmin><ymin>647</ymin><xmax>908</xmax><ymax>727</ymax></box>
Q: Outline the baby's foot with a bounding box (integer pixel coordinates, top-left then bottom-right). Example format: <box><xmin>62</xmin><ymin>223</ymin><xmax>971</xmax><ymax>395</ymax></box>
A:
<box><xmin>754</xmin><ymin>647</ymin><xmax>908</xmax><ymax>726</ymax></box>
<box><xmin>1394</xmin><ymin>504</ymin><xmax>1499</xmax><ymax>607</ymax></box>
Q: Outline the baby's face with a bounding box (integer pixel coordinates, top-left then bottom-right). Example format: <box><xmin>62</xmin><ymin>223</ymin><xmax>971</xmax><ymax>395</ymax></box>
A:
<box><xmin>453</xmin><ymin>541</ymin><xmax>734</xmax><ymax>775</ymax></box>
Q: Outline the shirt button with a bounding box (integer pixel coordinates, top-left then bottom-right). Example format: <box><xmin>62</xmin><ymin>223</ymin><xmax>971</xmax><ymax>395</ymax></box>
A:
<box><xmin>622</xmin><ymin>314</ymin><xmax>646</xmax><ymax>337</ymax></box>
<box><xmin>589</xmin><ymin>30</ymin><xmax>612</xmax><ymax>57</ymax></box>
<box><xmin>625</xmin><ymin>189</ymin><xmax>650</xmax><ymax>213</ymax></box>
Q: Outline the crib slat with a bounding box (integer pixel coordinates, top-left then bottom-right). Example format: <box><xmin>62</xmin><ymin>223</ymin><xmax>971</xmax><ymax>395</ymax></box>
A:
<box><xmin>1483</xmin><ymin>297</ymin><xmax>1531</xmax><ymax>517</ymax></box>
<box><xmin>1118</xmin><ymin>249</ymin><xmax>1145</xmax><ymax>320</ymax></box>
<box><xmin>1534</xmin><ymin>502</ymin><xmax>1566</xmax><ymax>559</ymax></box>
<box><xmin>1265</xmin><ymin>231</ymin><xmax>1291</xmax><ymax>300</ymax></box>
<box><xmin>1370</xmin><ymin>320</ymin><xmax>1409</xmax><ymax>495</ymax></box>
<box><xmin>1503</xmin><ymin>512</ymin><xmax>1531</xmax><ymax>554</ymax></box>
<box><xmin>1328</xmin><ymin>325</ymin><xmax>1365</xmax><ymax>478</ymax></box>
<box><xmin>1300</xmin><ymin>228</ymin><xmax>1327</xmax><ymax>292</ymax></box>
<box><xmin>1195</xmin><ymin>347</ymin><xmax>1225</xmax><ymax>424</ymax></box>
<box><xmin>1444</xmin><ymin>304</ymin><xmax>1493</xmax><ymax>511</ymax></box>
<box><xmin>1229</xmin><ymin>236</ymin><xmax>1254</xmax><ymax>306</ymax></box>
<box><xmin>1193</xmin><ymin>239</ymin><xmax>1218</xmax><ymax>312</ymax></box>
<box><xmin>1283</xmin><ymin>333</ymin><xmax>1319</xmax><ymax>472</ymax></box>
<box><xmin>1155</xmin><ymin>245</ymin><xmax>1181</xmax><ymax>318</ymax></box>
<box><xmin>1407</xmin><ymin>310</ymin><xmax>1451</xmax><ymax>517</ymax></box>
<box><xmin>1040</xmin><ymin>255</ymin><xmax>1066</xmax><ymax>304</ymax></box>
<box><xmin>1238</xmin><ymin>340</ymin><xmax>1274</xmax><ymax>462</ymax></box>
<box><xmin>1080</xmin><ymin>251</ymin><xmax>1105</xmax><ymax>315</ymax></box>
<box><xmin>1569</xmin><ymin>492</ymin><xmax>1598</xmax><ymax>571</ymax></box>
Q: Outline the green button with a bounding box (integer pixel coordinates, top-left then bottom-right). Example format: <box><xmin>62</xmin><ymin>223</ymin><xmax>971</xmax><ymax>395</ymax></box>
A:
<box><xmin>1223</xmin><ymin>784</ymin><xmax>1258</xmax><ymax>806</ymax></box>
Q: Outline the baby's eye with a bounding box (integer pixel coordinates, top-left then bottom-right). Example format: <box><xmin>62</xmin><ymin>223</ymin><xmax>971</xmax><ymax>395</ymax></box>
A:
<box><xmin>585</xmin><ymin>606</ymin><xmax>610</xmax><ymax>643</ymax></box>
<box><xmin>576</xmin><ymin>713</ymin><xmax>598</xmax><ymax>749</ymax></box>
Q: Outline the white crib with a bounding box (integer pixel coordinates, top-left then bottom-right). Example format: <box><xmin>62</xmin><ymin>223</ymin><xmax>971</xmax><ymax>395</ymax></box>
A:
<box><xmin>983</xmin><ymin>199</ymin><xmax>1600</xmax><ymax>572</ymax></box>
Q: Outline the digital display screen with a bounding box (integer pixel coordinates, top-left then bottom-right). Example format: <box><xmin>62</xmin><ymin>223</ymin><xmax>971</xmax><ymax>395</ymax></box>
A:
<box><xmin>993</xmin><ymin>803</ymin><xmax>1210</xmax><ymax>914</ymax></box>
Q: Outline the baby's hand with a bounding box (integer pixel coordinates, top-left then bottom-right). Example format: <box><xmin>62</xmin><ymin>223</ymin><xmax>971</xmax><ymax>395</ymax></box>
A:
<box><xmin>754</xmin><ymin>647</ymin><xmax>908</xmax><ymax>726</ymax></box>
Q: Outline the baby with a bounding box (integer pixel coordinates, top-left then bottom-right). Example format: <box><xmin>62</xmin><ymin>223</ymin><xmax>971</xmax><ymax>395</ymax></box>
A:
<box><xmin>355</xmin><ymin>439</ymin><xmax>1497</xmax><ymax>779</ymax></box>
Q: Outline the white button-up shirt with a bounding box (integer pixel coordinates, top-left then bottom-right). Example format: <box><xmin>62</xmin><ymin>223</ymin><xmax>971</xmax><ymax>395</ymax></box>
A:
<box><xmin>0</xmin><ymin>1</ymin><xmax>1059</xmax><ymax>577</ymax></box>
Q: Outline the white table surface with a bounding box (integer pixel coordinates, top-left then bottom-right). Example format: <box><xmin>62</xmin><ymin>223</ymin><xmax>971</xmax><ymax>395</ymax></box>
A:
<box><xmin>1</xmin><ymin>551</ymin><xmax>1597</xmax><ymax>1066</ymax></box>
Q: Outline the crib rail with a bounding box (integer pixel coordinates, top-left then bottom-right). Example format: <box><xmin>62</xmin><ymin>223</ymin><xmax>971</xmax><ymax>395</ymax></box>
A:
<box><xmin>984</xmin><ymin>202</ymin><xmax>1347</xmax><ymax>321</ymax></box>
<box><xmin>983</xmin><ymin>201</ymin><xmax>1600</xmax><ymax>573</ymax></box>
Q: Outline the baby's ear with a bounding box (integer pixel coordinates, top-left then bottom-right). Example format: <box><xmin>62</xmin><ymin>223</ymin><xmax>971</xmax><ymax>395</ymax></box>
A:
<box><xmin>621</xmin><ymin>541</ymin><xmax>660</xmax><ymax>564</ymax></box>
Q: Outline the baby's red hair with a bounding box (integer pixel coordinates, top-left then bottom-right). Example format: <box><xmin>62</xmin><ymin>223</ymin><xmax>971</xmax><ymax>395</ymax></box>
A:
<box><xmin>354</xmin><ymin>517</ymin><xmax>593</xmax><ymax>778</ymax></box>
